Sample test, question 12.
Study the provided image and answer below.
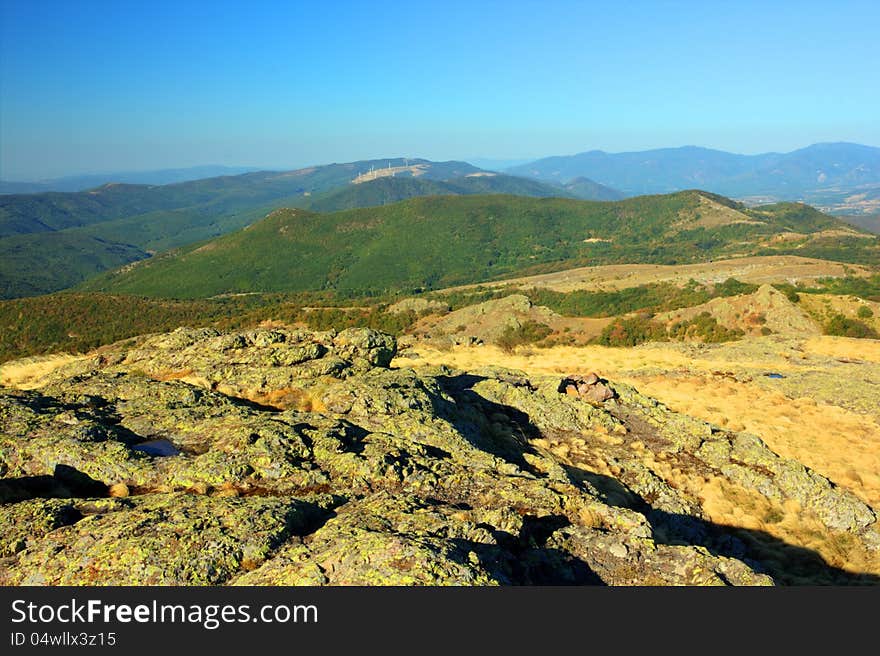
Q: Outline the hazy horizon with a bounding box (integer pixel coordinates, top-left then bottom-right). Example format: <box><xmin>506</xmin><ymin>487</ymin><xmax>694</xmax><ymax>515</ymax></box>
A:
<box><xmin>3</xmin><ymin>140</ymin><xmax>880</xmax><ymax>184</ymax></box>
<box><xmin>2</xmin><ymin>1</ymin><xmax>878</xmax><ymax>180</ymax></box>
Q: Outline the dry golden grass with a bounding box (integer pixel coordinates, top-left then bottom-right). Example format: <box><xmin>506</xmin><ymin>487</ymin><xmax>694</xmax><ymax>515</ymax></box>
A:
<box><xmin>803</xmin><ymin>335</ymin><xmax>880</xmax><ymax>362</ymax></box>
<box><xmin>673</xmin><ymin>195</ymin><xmax>765</xmax><ymax>230</ymax></box>
<box><xmin>404</xmin><ymin>341</ymin><xmax>807</xmax><ymax>378</ymax></box>
<box><xmin>0</xmin><ymin>354</ymin><xmax>86</xmax><ymax>389</ymax></box>
<box><xmin>405</xmin><ymin>341</ymin><xmax>880</xmax><ymax>506</ymax></box>
<box><xmin>533</xmin><ymin>411</ymin><xmax>880</xmax><ymax>579</ymax></box>
<box><xmin>690</xmin><ymin>476</ymin><xmax>879</xmax><ymax>579</ymax></box>
<box><xmin>627</xmin><ymin>374</ymin><xmax>880</xmax><ymax>509</ymax></box>
<box><xmin>798</xmin><ymin>294</ymin><xmax>880</xmax><ymax>333</ymax></box>
<box><xmin>441</xmin><ymin>255</ymin><xmax>871</xmax><ymax>294</ymax></box>
<box><xmin>402</xmin><ymin>337</ymin><xmax>880</xmax><ymax>576</ymax></box>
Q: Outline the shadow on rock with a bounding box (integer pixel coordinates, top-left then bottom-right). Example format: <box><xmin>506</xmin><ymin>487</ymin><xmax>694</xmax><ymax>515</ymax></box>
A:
<box><xmin>433</xmin><ymin>374</ymin><xmax>545</xmax><ymax>476</ymax></box>
<box><xmin>566</xmin><ymin>465</ymin><xmax>880</xmax><ymax>585</ymax></box>
<box><xmin>449</xmin><ymin>513</ymin><xmax>604</xmax><ymax>585</ymax></box>
<box><xmin>0</xmin><ymin>464</ymin><xmax>108</xmax><ymax>504</ymax></box>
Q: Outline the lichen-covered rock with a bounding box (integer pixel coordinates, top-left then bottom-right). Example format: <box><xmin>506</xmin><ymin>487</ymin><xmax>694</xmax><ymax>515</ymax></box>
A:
<box><xmin>235</xmin><ymin>494</ymin><xmax>506</xmax><ymax>585</ymax></box>
<box><xmin>697</xmin><ymin>431</ymin><xmax>876</xmax><ymax>532</ymax></box>
<box><xmin>0</xmin><ymin>498</ymin><xmax>81</xmax><ymax>557</ymax></box>
<box><xmin>1</xmin><ymin>327</ymin><xmax>877</xmax><ymax>585</ymax></box>
<box><xmin>422</xmin><ymin>294</ymin><xmax>560</xmax><ymax>343</ymax></box>
<box><xmin>1</xmin><ymin>494</ymin><xmax>335</xmax><ymax>585</ymax></box>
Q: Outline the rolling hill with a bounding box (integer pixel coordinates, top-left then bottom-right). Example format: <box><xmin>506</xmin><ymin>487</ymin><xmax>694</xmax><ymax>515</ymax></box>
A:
<box><xmin>841</xmin><ymin>214</ymin><xmax>880</xmax><ymax>235</ymax></box>
<box><xmin>508</xmin><ymin>142</ymin><xmax>880</xmax><ymax>199</ymax></box>
<box><xmin>0</xmin><ymin>158</ymin><xmax>615</xmax><ymax>299</ymax></box>
<box><xmin>0</xmin><ymin>158</ymin><xmax>481</xmax><ymax>240</ymax></box>
<box><xmin>0</xmin><ymin>158</ymin><xmax>500</xmax><ymax>298</ymax></box>
<box><xmin>304</xmin><ymin>174</ymin><xmax>584</xmax><ymax>213</ymax></box>
<box><xmin>561</xmin><ymin>177</ymin><xmax>624</xmax><ymax>201</ymax></box>
<box><xmin>80</xmin><ymin>191</ymin><xmax>878</xmax><ymax>299</ymax></box>
<box><xmin>0</xmin><ymin>232</ymin><xmax>149</xmax><ymax>299</ymax></box>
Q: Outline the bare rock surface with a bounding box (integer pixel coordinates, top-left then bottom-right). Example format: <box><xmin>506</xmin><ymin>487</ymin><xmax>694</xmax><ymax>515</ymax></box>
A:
<box><xmin>2</xmin><ymin>327</ymin><xmax>877</xmax><ymax>585</ymax></box>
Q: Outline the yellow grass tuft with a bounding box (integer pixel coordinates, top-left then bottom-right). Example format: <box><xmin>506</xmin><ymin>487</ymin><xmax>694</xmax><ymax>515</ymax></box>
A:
<box><xmin>0</xmin><ymin>354</ymin><xmax>85</xmax><ymax>389</ymax></box>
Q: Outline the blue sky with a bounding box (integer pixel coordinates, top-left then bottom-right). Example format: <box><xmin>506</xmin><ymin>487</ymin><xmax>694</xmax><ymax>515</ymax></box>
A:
<box><xmin>1</xmin><ymin>0</ymin><xmax>878</xmax><ymax>179</ymax></box>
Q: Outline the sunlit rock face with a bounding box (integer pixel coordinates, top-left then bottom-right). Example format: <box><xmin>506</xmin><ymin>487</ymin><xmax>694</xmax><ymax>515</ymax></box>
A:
<box><xmin>1</xmin><ymin>327</ymin><xmax>877</xmax><ymax>585</ymax></box>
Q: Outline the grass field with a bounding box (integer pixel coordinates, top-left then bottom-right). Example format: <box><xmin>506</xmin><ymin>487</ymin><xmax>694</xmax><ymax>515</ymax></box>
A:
<box><xmin>397</xmin><ymin>335</ymin><xmax>880</xmax><ymax>577</ymax></box>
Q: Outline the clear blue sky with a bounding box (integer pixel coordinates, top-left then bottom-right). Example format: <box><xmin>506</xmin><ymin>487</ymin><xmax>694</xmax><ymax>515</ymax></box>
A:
<box><xmin>1</xmin><ymin>0</ymin><xmax>878</xmax><ymax>179</ymax></box>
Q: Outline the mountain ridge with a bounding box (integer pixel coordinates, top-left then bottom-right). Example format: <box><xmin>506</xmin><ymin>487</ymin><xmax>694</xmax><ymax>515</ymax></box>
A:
<box><xmin>507</xmin><ymin>142</ymin><xmax>880</xmax><ymax>199</ymax></box>
<box><xmin>1</xmin><ymin>159</ymin><xmax>547</xmax><ymax>299</ymax></box>
<box><xmin>79</xmin><ymin>190</ymin><xmax>877</xmax><ymax>299</ymax></box>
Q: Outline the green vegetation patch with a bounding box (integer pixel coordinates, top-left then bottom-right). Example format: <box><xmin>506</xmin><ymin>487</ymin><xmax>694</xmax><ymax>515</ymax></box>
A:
<box><xmin>668</xmin><ymin>312</ymin><xmax>745</xmax><ymax>342</ymax></box>
<box><xmin>0</xmin><ymin>290</ymin><xmax>432</xmax><ymax>363</ymax></box>
<box><xmin>79</xmin><ymin>192</ymin><xmax>876</xmax><ymax>300</ymax></box>
<box><xmin>823</xmin><ymin>314</ymin><xmax>879</xmax><ymax>339</ymax></box>
<box><xmin>774</xmin><ymin>274</ymin><xmax>880</xmax><ymax>303</ymax></box>
<box><xmin>495</xmin><ymin>321</ymin><xmax>553</xmax><ymax>353</ymax></box>
<box><xmin>525</xmin><ymin>278</ymin><xmax>757</xmax><ymax>318</ymax></box>
<box><xmin>0</xmin><ymin>293</ymin><xmax>270</xmax><ymax>362</ymax></box>
<box><xmin>595</xmin><ymin>312</ymin><xmax>743</xmax><ymax>347</ymax></box>
<box><xmin>594</xmin><ymin>316</ymin><xmax>668</xmax><ymax>347</ymax></box>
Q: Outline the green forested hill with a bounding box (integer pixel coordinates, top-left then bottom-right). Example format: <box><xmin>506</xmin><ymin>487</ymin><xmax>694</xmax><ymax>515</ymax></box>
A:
<box><xmin>0</xmin><ymin>161</ymin><xmax>578</xmax><ymax>298</ymax></box>
<box><xmin>561</xmin><ymin>177</ymin><xmax>625</xmax><ymax>201</ymax></box>
<box><xmin>0</xmin><ymin>158</ymin><xmax>482</xmax><ymax>239</ymax></box>
<box><xmin>0</xmin><ymin>159</ymin><xmax>482</xmax><ymax>298</ymax></box>
<box><xmin>0</xmin><ymin>232</ymin><xmax>149</xmax><ymax>299</ymax></box>
<box><xmin>80</xmin><ymin>191</ymin><xmax>878</xmax><ymax>299</ymax></box>
<box><xmin>306</xmin><ymin>174</ymin><xmax>576</xmax><ymax>212</ymax></box>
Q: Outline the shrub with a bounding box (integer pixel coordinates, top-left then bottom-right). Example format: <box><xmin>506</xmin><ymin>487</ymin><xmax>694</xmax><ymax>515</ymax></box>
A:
<box><xmin>527</xmin><ymin>279</ymin><xmax>758</xmax><ymax>319</ymax></box>
<box><xmin>857</xmin><ymin>305</ymin><xmax>874</xmax><ymax>319</ymax></box>
<box><xmin>668</xmin><ymin>311</ymin><xmax>743</xmax><ymax>343</ymax></box>
<box><xmin>824</xmin><ymin>314</ymin><xmax>879</xmax><ymax>339</ymax></box>
<box><xmin>495</xmin><ymin>321</ymin><xmax>553</xmax><ymax>353</ymax></box>
<box><xmin>595</xmin><ymin>316</ymin><xmax>667</xmax><ymax>347</ymax></box>
<box><xmin>773</xmin><ymin>284</ymin><xmax>801</xmax><ymax>303</ymax></box>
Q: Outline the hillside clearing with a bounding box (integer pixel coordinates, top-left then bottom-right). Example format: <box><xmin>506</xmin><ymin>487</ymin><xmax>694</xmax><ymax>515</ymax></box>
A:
<box><xmin>441</xmin><ymin>255</ymin><xmax>872</xmax><ymax>294</ymax></box>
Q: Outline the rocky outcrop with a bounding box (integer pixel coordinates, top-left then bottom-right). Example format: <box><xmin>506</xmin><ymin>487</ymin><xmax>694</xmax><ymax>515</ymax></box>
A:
<box><xmin>656</xmin><ymin>284</ymin><xmax>820</xmax><ymax>337</ymax></box>
<box><xmin>385</xmin><ymin>297</ymin><xmax>448</xmax><ymax>315</ymax></box>
<box><xmin>559</xmin><ymin>374</ymin><xmax>616</xmax><ymax>405</ymax></box>
<box><xmin>1</xmin><ymin>327</ymin><xmax>877</xmax><ymax>585</ymax></box>
<box><xmin>419</xmin><ymin>294</ymin><xmax>559</xmax><ymax>343</ymax></box>
<box><xmin>3</xmin><ymin>494</ymin><xmax>336</xmax><ymax>585</ymax></box>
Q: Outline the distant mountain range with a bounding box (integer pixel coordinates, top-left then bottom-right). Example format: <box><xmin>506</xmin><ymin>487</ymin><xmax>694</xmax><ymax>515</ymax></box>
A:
<box><xmin>4</xmin><ymin>145</ymin><xmax>879</xmax><ymax>300</ymax></box>
<box><xmin>7</xmin><ymin>141</ymin><xmax>878</xmax><ymax>204</ymax></box>
<box><xmin>0</xmin><ymin>166</ymin><xmax>262</xmax><ymax>194</ymax></box>
<box><xmin>507</xmin><ymin>142</ymin><xmax>880</xmax><ymax>207</ymax></box>
<box><xmin>80</xmin><ymin>191</ymin><xmax>876</xmax><ymax>299</ymax></box>
<box><xmin>0</xmin><ymin>159</ymin><xmax>619</xmax><ymax>299</ymax></box>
